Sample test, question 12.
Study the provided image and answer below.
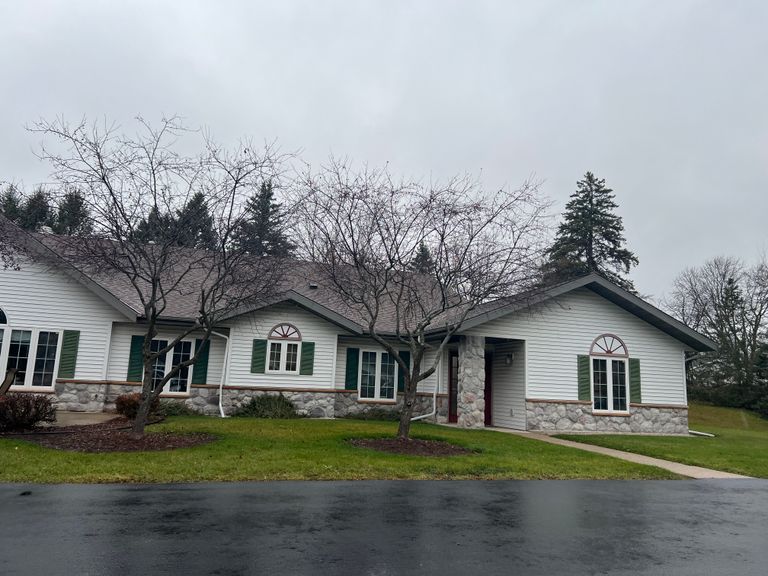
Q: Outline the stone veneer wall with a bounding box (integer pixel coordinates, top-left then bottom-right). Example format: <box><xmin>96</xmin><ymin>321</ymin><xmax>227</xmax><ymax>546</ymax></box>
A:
<box><xmin>525</xmin><ymin>400</ymin><xmax>689</xmax><ymax>434</ymax></box>
<box><xmin>456</xmin><ymin>335</ymin><xmax>485</xmax><ymax>429</ymax></box>
<box><xmin>53</xmin><ymin>381</ymin><xmax>448</xmax><ymax>421</ymax></box>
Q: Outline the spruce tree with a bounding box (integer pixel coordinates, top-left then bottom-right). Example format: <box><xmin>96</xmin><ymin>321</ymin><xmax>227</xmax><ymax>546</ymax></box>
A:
<box><xmin>409</xmin><ymin>241</ymin><xmax>436</xmax><ymax>274</ymax></box>
<box><xmin>0</xmin><ymin>185</ymin><xmax>23</xmax><ymax>223</ymax></box>
<box><xmin>135</xmin><ymin>206</ymin><xmax>177</xmax><ymax>244</ymax></box>
<box><xmin>19</xmin><ymin>187</ymin><xmax>54</xmax><ymax>231</ymax></box>
<box><xmin>52</xmin><ymin>189</ymin><xmax>92</xmax><ymax>235</ymax></box>
<box><xmin>234</xmin><ymin>181</ymin><xmax>295</xmax><ymax>257</ymax></box>
<box><xmin>543</xmin><ymin>172</ymin><xmax>638</xmax><ymax>291</ymax></box>
<box><xmin>175</xmin><ymin>192</ymin><xmax>218</xmax><ymax>250</ymax></box>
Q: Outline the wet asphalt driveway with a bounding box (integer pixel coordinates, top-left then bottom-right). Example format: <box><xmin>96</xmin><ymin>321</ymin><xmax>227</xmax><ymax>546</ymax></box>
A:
<box><xmin>0</xmin><ymin>480</ymin><xmax>766</xmax><ymax>575</ymax></box>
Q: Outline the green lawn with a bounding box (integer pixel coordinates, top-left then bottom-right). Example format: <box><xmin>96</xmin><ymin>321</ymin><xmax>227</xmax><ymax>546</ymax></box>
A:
<box><xmin>558</xmin><ymin>403</ymin><xmax>768</xmax><ymax>478</ymax></box>
<box><xmin>0</xmin><ymin>417</ymin><xmax>678</xmax><ymax>483</ymax></box>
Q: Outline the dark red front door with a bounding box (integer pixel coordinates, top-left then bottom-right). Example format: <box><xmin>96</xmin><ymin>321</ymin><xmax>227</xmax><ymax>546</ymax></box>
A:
<box><xmin>484</xmin><ymin>353</ymin><xmax>493</xmax><ymax>426</ymax></box>
<box><xmin>448</xmin><ymin>350</ymin><xmax>459</xmax><ymax>423</ymax></box>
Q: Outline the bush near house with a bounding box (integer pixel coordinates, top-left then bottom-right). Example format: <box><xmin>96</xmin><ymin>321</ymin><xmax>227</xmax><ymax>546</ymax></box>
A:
<box><xmin>115</xmin><ymin>393</ymin><xmax>160</xmax><ymax>420</ymax></box>
<box><xmin>0</xmin><ymin>393</ymin><xmax>56</xmax><ymax>431</ymax></box>
<box><xmin>231</xmin><ymin>394</ymin><xmax>299</xmax><ymax>419</ymax></box>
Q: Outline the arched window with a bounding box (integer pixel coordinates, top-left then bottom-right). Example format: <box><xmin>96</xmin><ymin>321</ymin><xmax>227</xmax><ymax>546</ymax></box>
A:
<box><xmin>589</xmin><ymin>334</ymin><xmax>629</xmax><ymax>412</ymax></box>
<box><xmin>268</xmin><ymin>323</ymin><xmax>301</xmax><ymax>341</ymax></box>
<box><xmin>267</xmin><ymin>324</ymin><xmax>301</xmax><ymax>373</ymax></box>
<box><xmin>590</xmin><ymin>334</ymin><xmax>628</xmax><ymax>357</ymax></box>
<box><xmin>0</xmin><ymin>308</ymin><xmax>7</xmax><ymax>325</ymax></box>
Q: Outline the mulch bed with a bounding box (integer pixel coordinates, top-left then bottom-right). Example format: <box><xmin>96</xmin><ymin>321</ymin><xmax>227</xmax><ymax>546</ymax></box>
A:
<box><xmin>349</xmin><ymin>437</ymin><xmax>472</xmax><ymax>457</ymax></box>
<box><xmin>0</xmin><ymin>417</ymin><xmax>215</xmax><ymax>453</ymax></box>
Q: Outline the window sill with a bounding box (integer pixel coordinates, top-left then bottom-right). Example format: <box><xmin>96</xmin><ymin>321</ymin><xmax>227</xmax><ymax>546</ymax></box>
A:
<box><xmin>358</xmin><ymin>398</ymin><xmax>397</xmax><ymax>405</ymax></box>
<box><xmin>592</xmin><ymin>410</ymin><xmax>631</xmax><ymax>417</ymax></box>
<box><xmin>160</xmin><ymin>392</ymin><xmax>191</xmax><ymax>399</ymax></box>
<box><xmin>9</xmin><ymin>387</ymin><xmax>56</xmax><ymax>394</ymax></box>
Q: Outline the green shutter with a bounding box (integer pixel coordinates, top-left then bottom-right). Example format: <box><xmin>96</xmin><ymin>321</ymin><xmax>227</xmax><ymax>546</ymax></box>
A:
<box><xmin>127</xmin><ymin>335</ymin><xmax>145</xmax><ymax>382</ymax></box>
<box><xmin>577</xmin><ymin>355</ymin><xmax>591</xmax><ymax>401</ymax></box>
<box><xmin>397</xmin><ymin>351</ymin><xmax>410</xmax><ymax>393</ymax></box>
<box><xmin>345</xmin><ymin>347</ymin><xmax>360</xmax><ymax>390</ymax></box>
<box><xmin>299</xmin><ymin>341</ymin><xmax>315</xmax><ymax>375</ymax></box>
<box><xmin>629</xmin><ymin>358</ymin><xmax>642</xmax><ymax>403</ymax></box>
<box><xmin>57</xmin><ymin>330</ymin><xmax>80</xmax><ymax>379</ymax></box>
<box><xmin>251</xmin><ymin>339</ymin><xmax>267</xmax><ymax>374</ymax></box>
<box><xmin>191</xmin><ymin>339</ymin><xmax>210</xmax><ymax>385</ymax></box>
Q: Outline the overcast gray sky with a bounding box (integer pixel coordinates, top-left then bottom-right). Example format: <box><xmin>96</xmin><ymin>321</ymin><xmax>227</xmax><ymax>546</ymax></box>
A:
<box><xmin>1</xmin><ymin>0</ymin><xmax>766</xmax><ymax>299</ymax></box>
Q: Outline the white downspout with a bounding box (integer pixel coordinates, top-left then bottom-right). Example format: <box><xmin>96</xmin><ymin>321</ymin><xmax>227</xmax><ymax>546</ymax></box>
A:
<box><xmin>411</xmin><ymin>354</ymin><xmax>442</xmax><ymax>422</ymax></box>
<box><xmin>211</xmin><ymin>331</ymin><xmax>230</xmax><ymax>418</ymax></box>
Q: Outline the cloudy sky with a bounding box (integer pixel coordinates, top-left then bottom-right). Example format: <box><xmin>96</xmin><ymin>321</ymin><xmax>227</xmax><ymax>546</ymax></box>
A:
<box><xmin>1</xmin><ymin>0</ymin><xmax>766</xmax><ymax>298</ymax></box>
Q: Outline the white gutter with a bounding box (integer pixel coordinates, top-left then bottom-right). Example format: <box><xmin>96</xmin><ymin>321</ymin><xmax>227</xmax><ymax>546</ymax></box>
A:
<box><xmin>211</xmin><ymin>331</ymin><xmax>230</xmax><ymax>418</ymax></box>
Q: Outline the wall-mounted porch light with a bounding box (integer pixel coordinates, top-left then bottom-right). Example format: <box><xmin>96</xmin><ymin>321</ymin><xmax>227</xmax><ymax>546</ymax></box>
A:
<box><xmin>505</xmin><ymin>352</ymin><xmax>515</xmax><ymax>366</ymax></box>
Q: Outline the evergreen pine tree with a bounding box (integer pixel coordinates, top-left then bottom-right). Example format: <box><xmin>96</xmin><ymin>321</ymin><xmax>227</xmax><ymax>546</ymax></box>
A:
<box><xmin>175</xmin><ymin>192</ymin><xmax>218</xmax><ymax>250</ymax></box>
<box><xmin>234</xmin><ymin>181</ymin><xmax>295</xmax><ymax>257</ymax></box>
<box><xmin>0</xmin><ymin>185</ymin><xmax>23</xmax><ymax>223</ymax></box>
<box><xmin>409</xmin><ymin>241</ymin><xmax>436</xmax><ymax>274</ymax></box>
<box><xmin>543</xmin><ymin>172</ymin><xmax>638</xmax><ymax>291</ymax></box>
<box><xmin>19</xmin><ymin>187</ymin><xmax>54</xmax><ymax>231</ymax></box>
<box><xmin>135</xmin><ymin>206</ymin><xmax>177</xmax><ymax>244</ymax></box>
<box><xmin>52</xmin><ymin>189</ymin><xmax>92</xmax><ymax>235</ymax></box>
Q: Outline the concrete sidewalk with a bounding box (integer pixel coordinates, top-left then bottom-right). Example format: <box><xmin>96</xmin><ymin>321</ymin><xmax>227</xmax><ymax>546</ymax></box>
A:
<box><xmin>489</xmin><ymin>428</ymin><xmax>752</xmax><ymax>479</ymax></box>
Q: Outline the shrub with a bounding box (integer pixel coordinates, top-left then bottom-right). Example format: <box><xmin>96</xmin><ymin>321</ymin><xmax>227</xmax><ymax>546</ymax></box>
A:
<box><xmin>115</xmin><ymin>392</ymin><xmax>160</xmax><ymax>420</ymax></box>
<box><xmin>157</xmin><ymin>400</ymin><xmax>198</xmax><ymax>417</ymax></box>
<box><xmin>231</xmin><ymin>394</ymin><xmax>299</xmax><ymax>419</ymax></box>
<box><xmin>0</xmin><ymin>393</ymin><xmax>57</xmax><ymax>431</ymax></box>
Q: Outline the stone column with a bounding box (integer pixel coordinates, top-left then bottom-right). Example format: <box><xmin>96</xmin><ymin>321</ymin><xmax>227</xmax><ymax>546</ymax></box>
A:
<box><xmin>457</xmin><ymin>335</ymin><xmax>485</xmax><ymax>428</ymax></box>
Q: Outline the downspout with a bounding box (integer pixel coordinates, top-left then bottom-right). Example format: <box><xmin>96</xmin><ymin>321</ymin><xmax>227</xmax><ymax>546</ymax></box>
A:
<box><xmin>411</xmin><ymin>354</ymin><xmax>442</xmax><ymax>422</ymax></box>
<box><xmin>211</xmin><ymin>331</ymin><xmax>230</xmax><ymax>418</ymax></box>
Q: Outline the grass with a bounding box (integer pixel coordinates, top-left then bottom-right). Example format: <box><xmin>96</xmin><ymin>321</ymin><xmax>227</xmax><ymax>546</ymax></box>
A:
<box><xmin>558</xmin><ymin>403</ymin><xmax>768</xmax><ymax>478</ymax></box>
<box><xmin>0</xmin><ymin>417</ymin><xmax>678</xmax><ymax>483</ymax></box>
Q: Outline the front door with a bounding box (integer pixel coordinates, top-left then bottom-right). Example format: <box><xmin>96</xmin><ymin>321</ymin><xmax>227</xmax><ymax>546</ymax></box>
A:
<box><xmin>448</xmin><ymin>349</ymin><xmax>459</xmax><ymax>423</ymax></box>
<box><xmin>484</xmin><ymin>352</ymin><xmax>493</xmax><ymax>426</ymax></box>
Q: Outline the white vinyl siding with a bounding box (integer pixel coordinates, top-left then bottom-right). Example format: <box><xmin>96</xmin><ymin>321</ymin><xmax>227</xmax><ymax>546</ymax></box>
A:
<box><xmin>490</xmin><ymin>340</ymin><xmax>526</xmax><ymax>430</ymax></box>
<box><xmin>106</xmin><ymin>324</ymin><xmax>226</xmax><ymax>384</ymax></box>
<box><xmin>465</xmin><ymin>288</ymin><xmax>689</xmax><ymax>406</ymax></box>
<box><xmin>227</xmin><ymin>303</ymin><xmax>341</xmax><ymax>388</ymax></box>
<box><xmin>0</xmin><ymin>257</ymin><xmax>128</xmax><ymax>380</ymax></box>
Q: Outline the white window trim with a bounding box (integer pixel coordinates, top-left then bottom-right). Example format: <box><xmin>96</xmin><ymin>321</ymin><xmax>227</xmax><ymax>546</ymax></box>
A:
<box><xmin>358</xmin><ymin>349</ymin><xmax>397</xmax><ymax>403</ymax></box>
<box><xmin>151</xmin><ymin>338</ymin><xmax>195</xmax><ymax>397</ymax></box>
<box><xmin>266</xmin><ymin>340</ymin><xmax>302</xmax><ymax>374</ymax></box>
<box><xmin>1</xmin><ymin>326</ymin><xmax>63</xmax><ymax>390</ymax></box>
<box><xmin>590</xmin><ymin>355</ymin><xmax>629</xmax><ymax>414</ymax></box>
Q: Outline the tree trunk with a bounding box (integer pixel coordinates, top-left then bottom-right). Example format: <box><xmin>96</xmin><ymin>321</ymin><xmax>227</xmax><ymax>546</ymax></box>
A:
<box><xmin>131</xmin><ymin>364</ymin><xmax>155</xmax><ymax>436</ymax></box>
<box><xmin>0</xmin><ymin>368</ymin><xmax>17</xmax><ymax>397</ymax></box>
<box><xmin>397</xmin><ymin>374</ymin><xmax>419</xmax><ymax>440</ymax></box>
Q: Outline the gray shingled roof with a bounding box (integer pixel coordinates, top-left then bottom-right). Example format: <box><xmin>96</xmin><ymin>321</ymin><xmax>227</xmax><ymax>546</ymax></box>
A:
<box><xmin>1</xmin><ymin>215</ymin><xmax>716</xmax><ymax>351</ymax></box>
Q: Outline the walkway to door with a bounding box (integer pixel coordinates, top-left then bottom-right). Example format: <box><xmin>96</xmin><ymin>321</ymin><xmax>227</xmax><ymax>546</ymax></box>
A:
<box><xmin>487</xmin><ymin>428</ymin><xmax>752</xmax><ymax>479</ymax></box>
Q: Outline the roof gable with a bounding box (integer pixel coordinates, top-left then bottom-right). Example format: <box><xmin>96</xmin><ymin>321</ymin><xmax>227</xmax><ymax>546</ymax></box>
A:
<box><xmin>457</xmin><ymin>274</ymin><xmax>716</xmax><ymax>352</ymax></box>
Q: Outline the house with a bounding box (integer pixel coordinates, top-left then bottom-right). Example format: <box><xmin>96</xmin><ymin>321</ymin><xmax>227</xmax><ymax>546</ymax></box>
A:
<box><xmin>0</xmin><ymin>222</ymin><xmax>716</xmax><ymax>434</ymax></box>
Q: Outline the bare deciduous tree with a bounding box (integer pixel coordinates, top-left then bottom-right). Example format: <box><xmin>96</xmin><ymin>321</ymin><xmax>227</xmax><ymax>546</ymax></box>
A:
<box><xmin>666</xmin><ymin>256</ymin><xmax>768</xmax><ymax>408</ymax></box>
<box><xmin>32</xmin><ymin>116</ymin><xmax>285</xmax><ymax>435</ymax></box>
<box><xmin>295</xmin><ymin>159</ymin><xmax>548</xmax><ymax>439</ymax></box>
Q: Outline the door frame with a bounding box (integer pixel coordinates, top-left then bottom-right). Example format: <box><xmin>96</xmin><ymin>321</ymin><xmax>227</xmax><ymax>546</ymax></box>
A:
<box><xmin>448</xmin><ymin>349</ymin><xmax>459</xmax><ymax>423</ymax></box>
<box><xmin>484</xmin><ymin>351</ymin><xmax>493</xmax><ymax>426</ymax></box>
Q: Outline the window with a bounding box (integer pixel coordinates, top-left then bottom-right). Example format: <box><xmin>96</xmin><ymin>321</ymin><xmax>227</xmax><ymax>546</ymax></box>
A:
<box><xmin>32</xmin><ymin>331</ymin><xmax>59</xmax><ymax>387</ymax></box>
<box><xmin>590</xmin><ymin>334</ymin><xmax>629</xmax><ymax>412</ymax></box>
<box><xmin>358</xmin><ymin>350</ymin><xmax>397</xmax><ymax>401</ymax></box>
<box><xmin>149</xmin><ymin>339</ymin><xmax>194</xmax><ymax>395</ymax></box>
<box><xmin>266</xmin><ymin>323</ymin><xmax>301</xmax><ymax>374</ymax></box>
<box><xmin>1</xmin><ymin>327</ymin><xmax>62</xmax><ymax>389</ymax></box>
<box><xmin>168</xmin><ymin>340</ymin><xmax>192</xmax><ymax>393</ymax></box>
